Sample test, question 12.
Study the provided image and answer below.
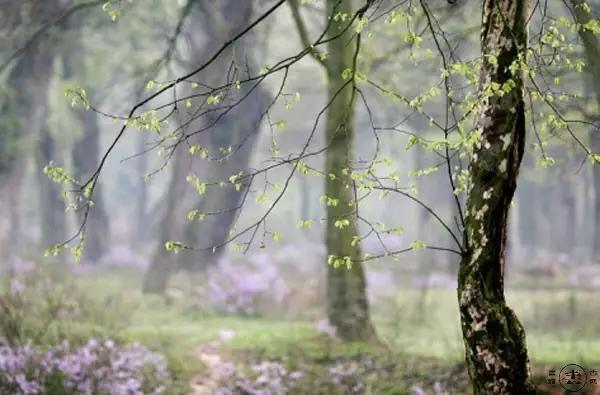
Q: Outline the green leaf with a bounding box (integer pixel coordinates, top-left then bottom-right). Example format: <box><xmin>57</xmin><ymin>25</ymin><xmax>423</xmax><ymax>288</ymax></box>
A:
<box><xmin>409</xmin><ymin>240</ymin><xmax>426</xmax><ymax>250</ymax></box>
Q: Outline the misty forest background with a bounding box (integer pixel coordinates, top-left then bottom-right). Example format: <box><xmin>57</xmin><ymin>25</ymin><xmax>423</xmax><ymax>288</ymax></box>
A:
<box><xmin>1</xmin><ymin>0</ymin><xmax>600</xmax><ymax>394</ymax></box>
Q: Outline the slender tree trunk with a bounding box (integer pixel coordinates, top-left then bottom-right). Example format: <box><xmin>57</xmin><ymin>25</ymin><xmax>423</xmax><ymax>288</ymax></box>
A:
<box><xmin>1</xmin><ymin>147</ymin><xmax>25</xmax><ymax>250</ymax></box>
<box><xmin>1</xmin><ymin>50</ymin><xmax>38</xmax><ymax>249</ymax></box>
<box><xmin>133</xmin><ymin>132</ymin><xmax>150</xmax><ymax>245</ymax></box>
<box><xmin>61</xmin><ymin>48</ymin><xmax>110</xmax><ymax>261</ymax></box>
<box><xmin>36</xmin><ymin>123</ymin><xmax>67</xmax><ymax>249</ymax></box>
<box><xmin>143</xmin><ymin>147</ymin><xmax>191</xmax><ymax>293</ymax></box>
<box><xmin>323</xmin><ymin>0</ymin><xmax>375</xmax><ymax>342</ymax></box>
<box><xmin>1</xmin><ymin>1</ymin><xmax>67</xmax><ymax>251</ymax></box>
<box><xmin>4</xmin><ymin>158</ymin><xmax>25</xmax><ymax>249</ymax></box>
<box><xmin>414</xmin><ymin>145</ymin><xmax>430</xmax><ymax>255</ymax></box>
<box><xmin>299</xmin><ymin>174</ymin><xmax>312</xmax><ymax>224</ymax></box>
<box><xmin>26</xmin><ymin>46</ymin><xmax>67</xmax><ymax>250</ymax></box>
<box><xmin>71</xmin><ymin>110</ymin><xmax>110</xmax><ymax>261</ymax></box>
<box><xmin>457</xmin><ymin>0</ymin><xmax>536</xmax><ymax>393</ymax></box>
<box><xmin>570</xmin><ymin>0</ymin><xmax>600</xmax><ymax>260</ymax></box>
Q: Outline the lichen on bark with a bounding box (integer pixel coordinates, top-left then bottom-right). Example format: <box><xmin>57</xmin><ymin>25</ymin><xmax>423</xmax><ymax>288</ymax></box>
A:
<box><xmin>458</xmin><ymin>0</ymin><xmax>537</xmax><ymax>393</ymax></box>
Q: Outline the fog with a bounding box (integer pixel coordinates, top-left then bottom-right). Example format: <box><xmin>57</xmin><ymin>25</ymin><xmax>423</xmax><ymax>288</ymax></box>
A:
<box><xmin>1</xmin><ymin>1</ymin><xmax>599</xmax><ymax>394</ymax></box>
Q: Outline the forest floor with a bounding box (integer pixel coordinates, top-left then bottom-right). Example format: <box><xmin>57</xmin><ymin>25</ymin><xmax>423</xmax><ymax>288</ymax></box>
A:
<box><xmin>10</xmin><ymin>263</ymin><xmax>600</xmax><ymax>394</ymax></box>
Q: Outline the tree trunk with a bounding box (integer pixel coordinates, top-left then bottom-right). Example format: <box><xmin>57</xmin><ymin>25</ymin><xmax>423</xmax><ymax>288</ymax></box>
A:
<box><xmin>36</xmin><ymin>124</ymin><xmax>67</xmax><ymax>249</ymax></box>
<box><xmin>132</xmin><ymin>132</ymin><xmax>151</xmax><ymax>246</ymax></box>
<box><xmin>1</xmin><ymin>48</ymin><xmax>40</xmax><ymax>249</ymax></box>
<box><xmin>143</xmin><ymin>83</ymin><xmax>268</xmax><ymax>291</ymax></box>
<box><xmin>570</xmin><ymin>0</ymin><xmax>600</xmax><ymax>260</ymax></box>
<box><xmin>5</xmin><ymin>161</ymin><xmax>25</xmax><ymax>249</ymax></box>
<box><xmin>142</xmin><ymin>0</ymin><xmax>262</xmax><ymax>292</ymax></box>
<box><xmin>178</xmin><ymin>88</ymin><xmax>269</xmax><ymax>272</ymax></box>
<box><xmin>142</xmin><ymin>146</ymin><xmax>191</xmax><ymax>293</ymax></box>
<box><xmin>299</xmin><ymin>173</ymin><xmax>312</xmax><ymax>225</ymax></box>
<box><xmin>61</xmin><ymin>47</ymin><xmax>111</xmax><ymax>261</ymax></box>
<box><xmin>72</xmin><ymin>110</ymin><xmax>110</xmax><ymax>261</ymax></box>
<box><xmin>26</xmin><ymin>46</ymin><xmax>67</xmax><ymax>250</ymax></box>
<box><xmin>323</xmin><ymin>0</ymin><xmax>375</xmax><ymax>342</ymax></box>
<box><xmin>457</xmin><ymin>0</ymin><xmax>536</xmax><ymax>393</ymax></box>
<box><xmin>1</xmin><ymin>137</ymin><xmax>26</xmax><ymax>251</ymax></box>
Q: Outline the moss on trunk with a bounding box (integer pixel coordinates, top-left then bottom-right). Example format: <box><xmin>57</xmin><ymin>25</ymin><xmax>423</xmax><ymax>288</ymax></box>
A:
<box><xmin>458</xmin><ymin>0</ymin><xmax>536</xmax><ymax>393</ymax></box>
<box><xmin>323</xmin><ymin>0</ymin><xmax>375</xmax><ymax>342</ymax></box>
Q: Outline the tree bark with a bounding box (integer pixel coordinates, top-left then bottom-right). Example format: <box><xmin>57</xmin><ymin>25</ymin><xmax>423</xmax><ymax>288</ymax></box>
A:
<box><xmin>457</xmin><ymin>0</ymin><xmax>536</xmax><ymax>393</ymax></box>
<box><xmin>323</xmin><ymin>0</ymin><xmax>376</xmax><ymax>341</ymax></box>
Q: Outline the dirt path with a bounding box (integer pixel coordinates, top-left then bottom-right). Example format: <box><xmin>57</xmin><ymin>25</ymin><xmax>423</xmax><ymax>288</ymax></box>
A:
<box><xmin>187</xmin><ymin>341</ymin><xmax>237</xmax><ymax>395</ymax></box>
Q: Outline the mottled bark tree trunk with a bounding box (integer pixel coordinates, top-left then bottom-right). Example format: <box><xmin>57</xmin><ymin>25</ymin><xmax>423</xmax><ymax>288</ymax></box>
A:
<box><xmin>571</xmin><ymin>0</ymin><xmax>600</xmax><ymax>260</ymax></box>
<box><xmin>457</xmin><ymin>0</ymin><xmax>536</xmax><ymax>393</ymax></box>
<box><xmin>323</xmin><ymin>0</ymin><xmax>375</xmax><ymax>341</ymax></box>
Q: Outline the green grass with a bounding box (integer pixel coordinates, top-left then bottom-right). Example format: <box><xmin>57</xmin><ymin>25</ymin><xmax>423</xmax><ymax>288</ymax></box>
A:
<box><xmin>371</xmin><ymin>288</ymin><xmax>600</xmax><ymax>366</ymax></box>
<box><xmin>71</xmin><ymin>268</ymin><xmax>600</xmax><ymax>364</ymax></box>
<box><xmin>13</xmin><ymin>266</ymin><xmax>600</xmax><ymax>393</ymax></box>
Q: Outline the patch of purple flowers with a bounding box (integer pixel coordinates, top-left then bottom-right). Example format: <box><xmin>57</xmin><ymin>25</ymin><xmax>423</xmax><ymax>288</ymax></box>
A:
<box><xmin>213</xmin><ymin>360</ymin><xmax>303</xmax><ymax>395</ymax></box>
<box><xmin>329</xmin><ymin>361</ymin><xmax>365</xmax><ymax>394</ymax></box>
<box><xmin>197</xmin><ymin>254</ymin><xmax>288</xmax><ymax>315</ymax></box>
<box><xmin>192</xmin><ymin>242</ymin><xmax>327</xmax><ymax>317</ymax></box>
<box><xmin>0</xmin><ymin>339</ymin><xmax>170</xmax><ymax>394</ymax></box>
<box><xmin>0</xmin><ymin>343</ymin><xmax>44</xmax><ymax>394</ymax></box>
